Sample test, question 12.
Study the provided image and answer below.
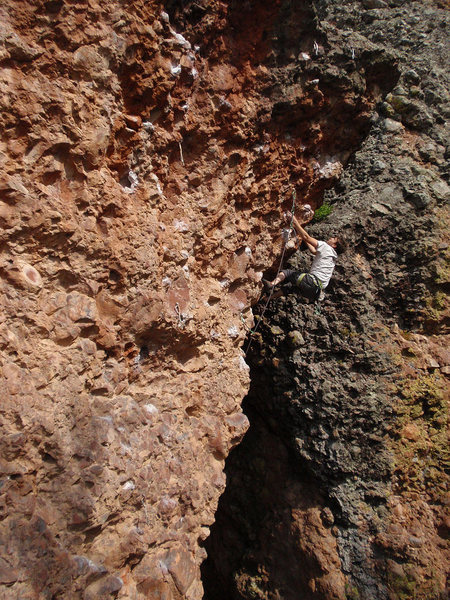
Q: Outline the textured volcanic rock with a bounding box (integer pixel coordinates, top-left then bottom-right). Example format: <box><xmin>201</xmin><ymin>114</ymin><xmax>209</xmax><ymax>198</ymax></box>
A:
<box><xmin>0</xmin><ymin>1</ymin><xmax>407</xmax><ymax>599</ymax></box>
<box><xmin>203</xmin><ymin>1</ymin><xmax>449</xmax><ymax>600</ymax></box>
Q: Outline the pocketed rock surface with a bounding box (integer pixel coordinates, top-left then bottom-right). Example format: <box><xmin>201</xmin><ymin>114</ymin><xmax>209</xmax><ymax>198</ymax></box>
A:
<box><xmin>0</xmin><ymin>1</ymin><xmax>409</xmax><ymax>599</ymax></box>
<box><xmin>203</xmin><ymin>1</ymin><xmax>449</xmax><ymax>600</ymax></box>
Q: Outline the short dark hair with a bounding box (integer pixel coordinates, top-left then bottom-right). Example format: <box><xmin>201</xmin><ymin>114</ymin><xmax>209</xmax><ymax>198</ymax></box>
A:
<box><xmin>335</xmin><ymin>237</ymin><xmax>347</xmax><ymax>255</ymax></box>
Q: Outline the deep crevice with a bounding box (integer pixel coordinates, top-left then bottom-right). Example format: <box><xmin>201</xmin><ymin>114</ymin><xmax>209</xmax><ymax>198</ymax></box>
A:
<box><xmin>202</xmin><ymin>346</ymin><xmax>338</xmax><ymax>600</ymax></box>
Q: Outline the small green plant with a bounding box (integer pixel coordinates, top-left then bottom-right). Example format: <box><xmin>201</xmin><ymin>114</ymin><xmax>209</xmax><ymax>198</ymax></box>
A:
<box><xmin>345</xmin><ymin>583</ymin><xmax>360</xmax><ymax>599</ymax></box>
<box><xmin>313</xmin><ymin>202</ymin><xmax>333</xmax><ymax>221</ymax></box>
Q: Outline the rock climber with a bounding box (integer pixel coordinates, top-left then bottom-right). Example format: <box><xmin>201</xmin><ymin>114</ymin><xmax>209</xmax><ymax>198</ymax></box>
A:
<box><xmin>263</xmin><ymin>209</ymin><xmax>347</xmax><ymax>302</ymax></box>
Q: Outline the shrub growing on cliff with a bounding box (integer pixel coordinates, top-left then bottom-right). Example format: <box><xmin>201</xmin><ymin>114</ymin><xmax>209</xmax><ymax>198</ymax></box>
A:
<box><xmin>313</xmin><ymin>202</ymin><xmax>333</xmax><ymax>221</ymax></box>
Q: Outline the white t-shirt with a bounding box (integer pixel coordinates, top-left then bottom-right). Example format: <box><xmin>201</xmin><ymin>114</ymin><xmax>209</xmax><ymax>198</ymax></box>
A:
<box><xmin>309</xmin><ymin>241</ymin><xmax>337</xmax><ymax>289</ymax></box>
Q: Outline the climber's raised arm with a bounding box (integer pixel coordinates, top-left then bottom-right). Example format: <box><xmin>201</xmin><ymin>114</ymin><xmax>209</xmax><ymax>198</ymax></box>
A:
<box><xmin>286</xmin><ymin>211</ymin><xmax>318</xmax><ymax>253</ymax></box>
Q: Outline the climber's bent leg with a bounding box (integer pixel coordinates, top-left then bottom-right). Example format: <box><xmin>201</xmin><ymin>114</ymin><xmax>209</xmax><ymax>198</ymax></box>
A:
<box><xmin>263</xmin><ymin>270</ymin><xmax>288</xmax><ymax>289</ymax></box>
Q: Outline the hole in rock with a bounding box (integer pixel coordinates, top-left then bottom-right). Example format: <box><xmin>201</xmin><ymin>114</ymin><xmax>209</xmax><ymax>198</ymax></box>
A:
<box><xmin>228</xmin><ymin>152</ymin><xmax>243</xmax><ymax>168</ymax></box>
<box><xmin>79</xmin><ymin>325</ymin><xmax>100</xmax><ymax>338</ymax></box>
<box><xmin>139</xmin><ymin>345</ymin><xmax>149</xmax><ymax>360</ymax></box>
<box><xmin>56</xmin><ymin>269</ymin><xmax>79</xmax><ymax>289</ymax></box>
<box><xmin>42</xmin><ymin>0</ymin><xmax>63</xmax><ymax>14</ymax></box>
<box><xmin>102</xmin><ymin>203</ymin><xmax>121</xmax><ymax>218</ymax></box>
<box><xmin>125</xmin><ymin>552</ymin><xmax>146</xmax><ymax>569</ymax></box>
<box><xmin>54</xmin><ymin>336</ymin><xmax>77</xmax><ymax>347</ymax></box>
<box><xmin>83</xmin><ymin>524</ymin><xmax>103</xmax><ymax>544</ymax></box>
<box><xmin>41</xmin><ymin>171</ymin><xmax>61</xmax><ymax>186</ymax></box>
<box><xmin>40</xmin><ymin>451</ymin><xmax>58</xmax><ymax>465</ymax></box>
<box><xmin>119</xmin><ymin>171</ymin><xmax>133</xmax><ymax>188</ymax></box>
<box><xmin>186</xmin><ymin>405</ymin><xmax>202</xmax><ymax>417</ymax></box>
<box><xmin>108</xmin><ymin>268</ymin><xmax>122</xmax><ymax>283</ymax></box>
<box><xmin>90</xmin><ymin>387</ymin><xmax>110</xmax><ymax>397</ymax></box>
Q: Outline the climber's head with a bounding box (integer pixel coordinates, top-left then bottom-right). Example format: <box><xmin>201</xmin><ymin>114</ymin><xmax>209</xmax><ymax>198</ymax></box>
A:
<box><xmin>327</xmin><ymin>236</ymin><xmax>347</xmax><ymax>254</ymax></box>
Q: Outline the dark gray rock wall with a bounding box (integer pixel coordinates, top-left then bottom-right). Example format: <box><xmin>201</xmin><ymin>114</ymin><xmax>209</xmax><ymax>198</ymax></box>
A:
<box><xmin>203</xmin><ymin>2</ymin><xmax>449</xmax><ymax>599</ymax></box>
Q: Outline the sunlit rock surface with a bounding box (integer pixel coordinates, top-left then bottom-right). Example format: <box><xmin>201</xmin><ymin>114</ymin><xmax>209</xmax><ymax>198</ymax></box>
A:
<box><xmin>0</xmin><ymin>1</ymin><xmax>448</xmax><ymax>599</ymax></box>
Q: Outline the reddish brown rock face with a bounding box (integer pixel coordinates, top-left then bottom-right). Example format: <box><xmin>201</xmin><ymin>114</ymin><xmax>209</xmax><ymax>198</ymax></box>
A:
<box><xmin>0</xmin><ymin>0</ymin><xmax>404</xmax><ymax>598</ymax></box>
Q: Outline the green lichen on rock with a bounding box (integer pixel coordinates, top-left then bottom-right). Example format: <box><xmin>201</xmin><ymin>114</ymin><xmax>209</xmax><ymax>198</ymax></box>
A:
<box><xmin>394</xmin><ymin>373</ymin><xmax>448</xmax><ymax>500</ymax></box>
<box><xmin>345</xmin><ymin>583</ymin><xmax>361</xmax><ymax>599</ymax></box>
<box><xmin>388</xmin><ymin>570</ymin><xmax>417</xmax><ymax>600</ymax></box>
<box><xmin>386</xmin><ymin>92</ymin><xmax>412</xmax><ymax>114</ymax></box>
<box><xmin>388</xmin><ymin>568</ymin><xmax>444</xmax><ymax>600</ymax></box>
<box><xmin>424</xmin><ymin>290</ymin><xmax>448</xmax><ymax>328</ymax></box>
<box><xmin>399</xmin><ymin>374</ymin><xmax>444</xmax><ymax>413</ymax></box>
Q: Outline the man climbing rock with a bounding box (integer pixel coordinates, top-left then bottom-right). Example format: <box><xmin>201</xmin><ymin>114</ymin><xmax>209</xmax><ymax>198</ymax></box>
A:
<box><xmin>264</xmin><ymin>210</ymin><xmax>347</xmax><ymax>302</ymax></box>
